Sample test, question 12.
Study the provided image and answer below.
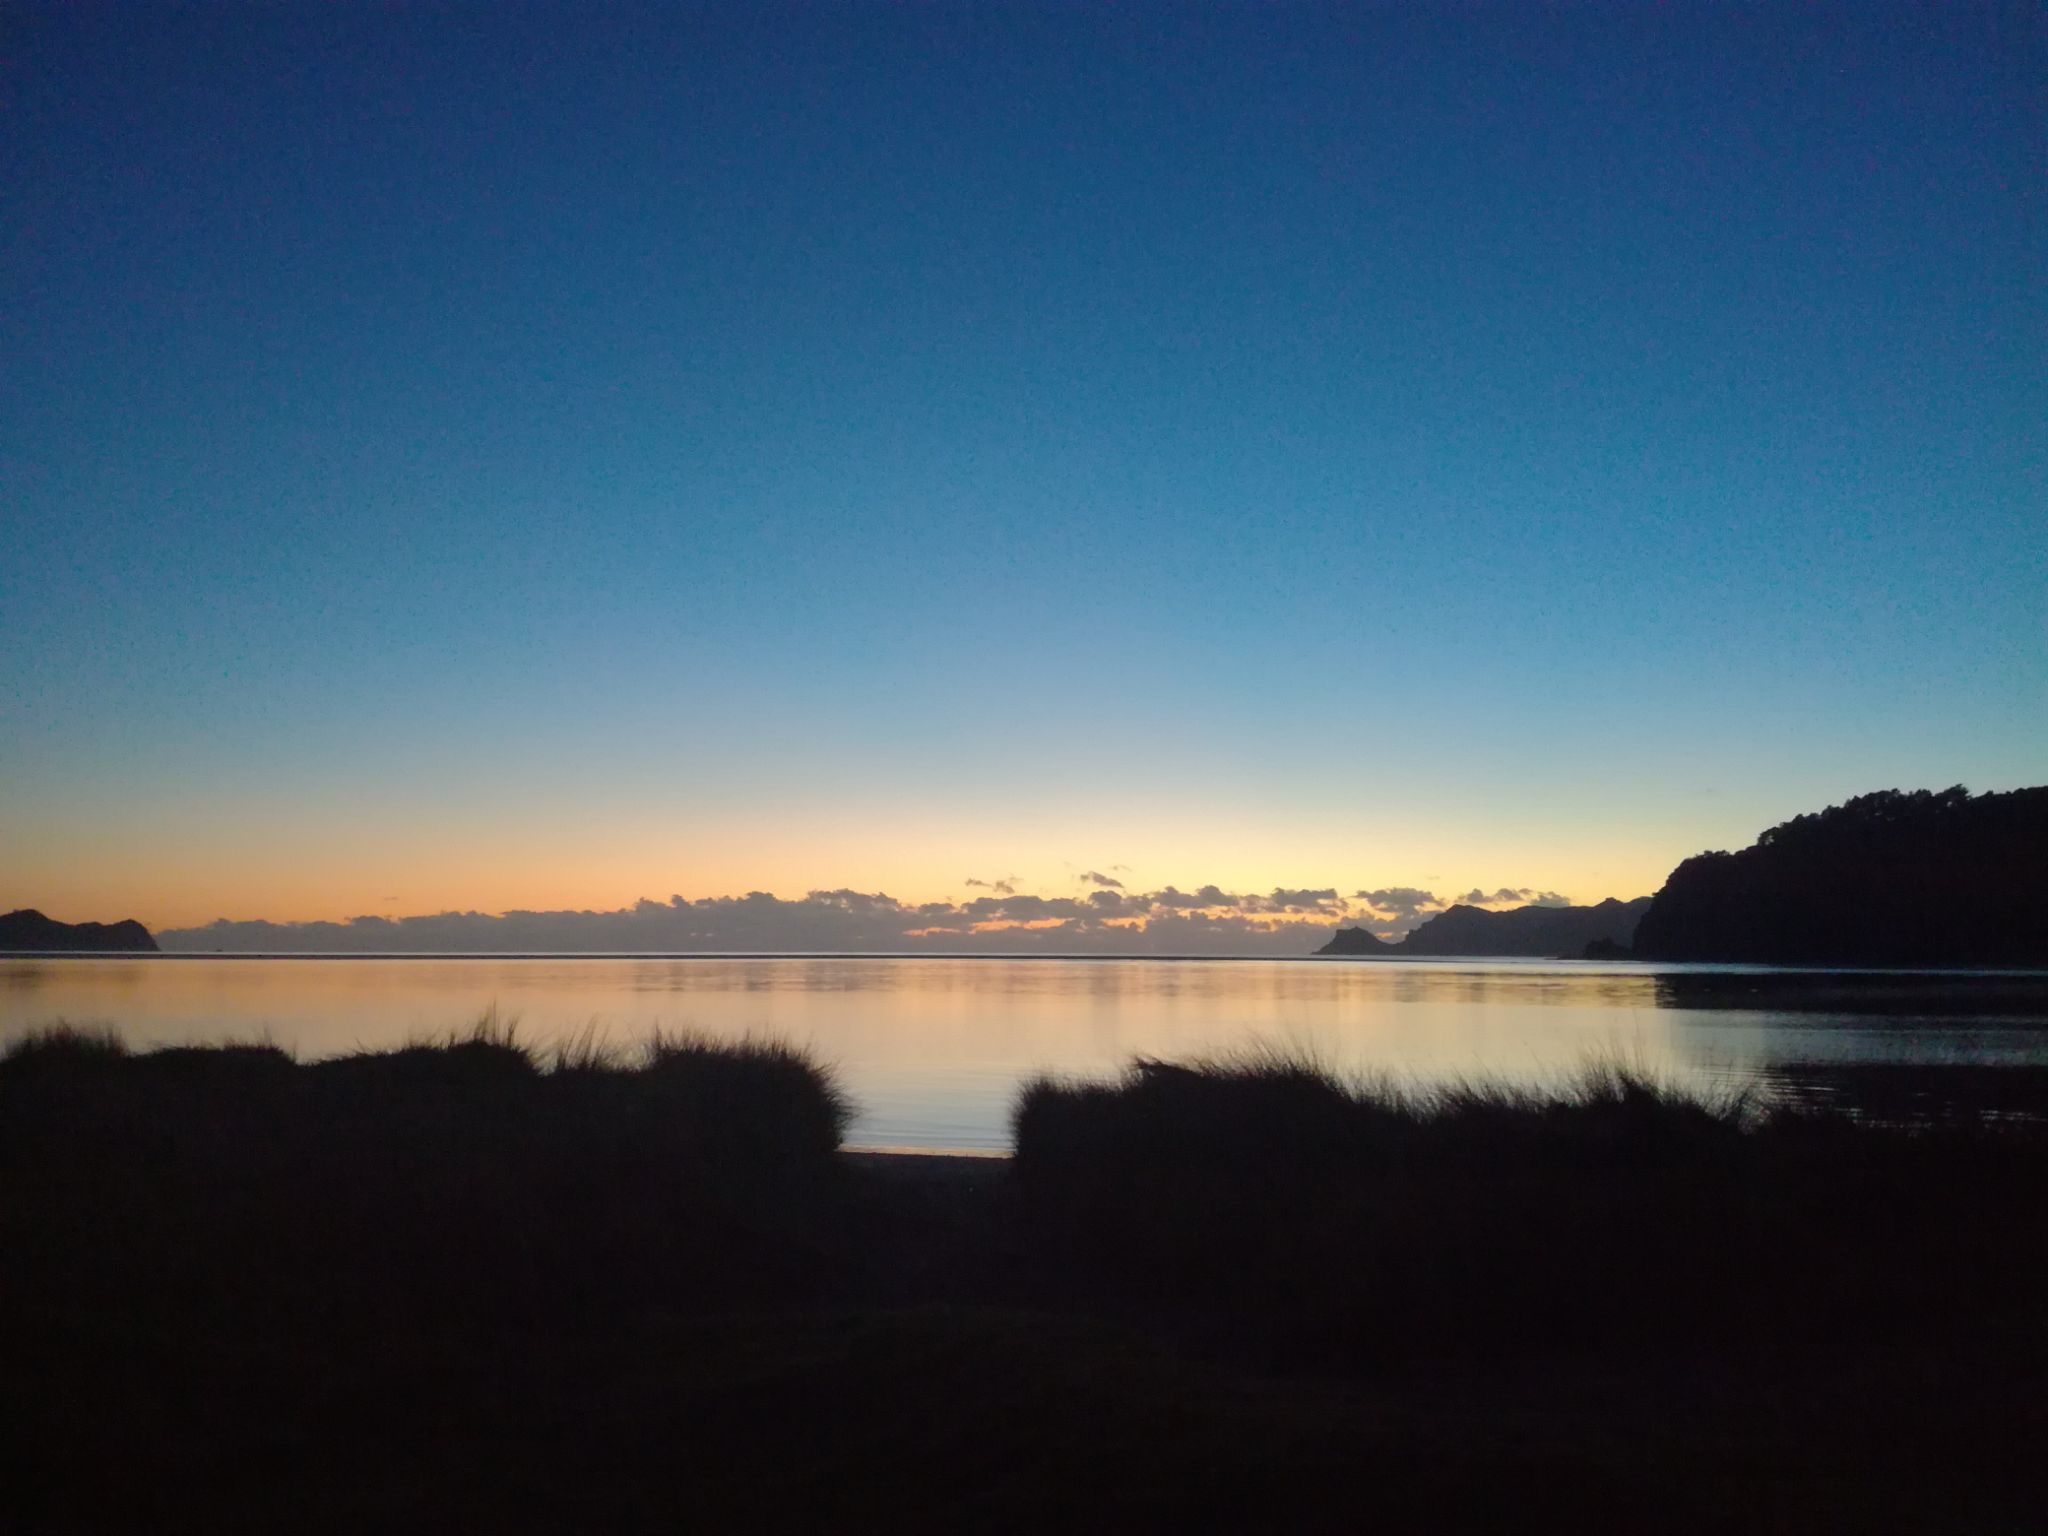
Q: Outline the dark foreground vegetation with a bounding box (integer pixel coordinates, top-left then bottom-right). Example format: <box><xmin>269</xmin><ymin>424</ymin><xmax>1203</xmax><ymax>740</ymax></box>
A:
<box><xmin>1014</xmin><ymin>1049</ymin><xmax>2048</xmax><ymax>1364</ymax></box>
<box><xmin>7</xmin><ymin>1027</ymin><xmax>2046</xmax><ymax>1532</ymax></box>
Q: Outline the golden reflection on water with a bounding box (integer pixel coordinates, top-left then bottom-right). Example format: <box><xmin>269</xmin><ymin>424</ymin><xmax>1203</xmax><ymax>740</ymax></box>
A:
<box><xmin>5</xmin><ymin>957</ymin><xmax>2041</xmax><ymax>1148</ymax></box>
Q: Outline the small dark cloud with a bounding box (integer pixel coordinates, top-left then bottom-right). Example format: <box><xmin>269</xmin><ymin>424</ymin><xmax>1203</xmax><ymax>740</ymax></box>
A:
<box><xmin>964</xmin><ymin>875</ymin><xmax>1019</xmax><ymax>895</ymax></box>
<box><xmin>1353</xmin><ymin>887</ymin><xmax>1442</xmax><ymax>919</ymax></box>
<box><xmin>960</xmin><ymin>894</ymin><xmax>1093</xmax><ymax>922</ymax></box>
<box><xmin>1150</xmin><ymin>885</ymin><xmax>1238</xmax><ymax>910</ymax></box>
<box><xmin>1078</xmin><ymin>870</ymin><xmax>1125</xmax><ymax>890</ymax></box>
<box><xmin>1459</xmin><ymin>887</ymin><xmax>1574</xmax><ymax>908</ymax></box>
<box><xmin>807</xmin><ymin>888</ymin><xmax>907</xmax><ymax>913</ymax></box>
<box><xmin>1278</xmin><ymin>887</ymin><xmax>1341</xmax><ymax>912</ymax></box>
<box><xmin>1244</xmin><ymin>887</ymin><xmax>1344</xmax><ymax>914</ymax></box>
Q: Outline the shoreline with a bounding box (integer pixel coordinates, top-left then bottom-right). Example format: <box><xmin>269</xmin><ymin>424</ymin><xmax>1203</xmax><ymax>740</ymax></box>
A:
<box><xmin>11</xmin><ymin>948</ymin><xmax>2048</xmax><ymax>979</ymax></box>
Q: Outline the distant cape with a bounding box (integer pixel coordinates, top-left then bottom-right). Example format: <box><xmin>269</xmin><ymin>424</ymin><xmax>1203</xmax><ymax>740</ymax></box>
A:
<box><xmin>1318</xmin><ymin>897</ymin><xmax>1650</xmax><ymax>959</ymax></box>
<box><xmin>0</xmin><ymin>909</ymin><xmax>159</xmax><ymax>953</ymax></box>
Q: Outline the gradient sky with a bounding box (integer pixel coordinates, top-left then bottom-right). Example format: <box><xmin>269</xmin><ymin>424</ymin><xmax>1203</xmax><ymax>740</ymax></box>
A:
<box><xmin>5</xmin><ymin>3</ymin><xmax>2043</xmax><ymax>938</ymax></box>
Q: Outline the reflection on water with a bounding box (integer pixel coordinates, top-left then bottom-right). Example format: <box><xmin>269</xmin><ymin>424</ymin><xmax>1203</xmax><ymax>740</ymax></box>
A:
<box><xmin>4</xmin><ymin>957</ymin><xmax>2045</xmax><ymax>1149</ymax></box>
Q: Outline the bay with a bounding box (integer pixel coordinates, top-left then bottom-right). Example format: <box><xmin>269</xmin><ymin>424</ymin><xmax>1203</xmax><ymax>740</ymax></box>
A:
<box><xmin>5</xmin><ymin>955</ymin><xmax>2045</xmax><ymax>1150</ymax></box>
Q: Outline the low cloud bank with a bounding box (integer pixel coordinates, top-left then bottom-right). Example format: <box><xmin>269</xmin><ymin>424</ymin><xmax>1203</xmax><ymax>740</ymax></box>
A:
<box><xmin>158</xmin><ymin>881</ymin><xmax>1598</xmax><ymax>956</ymax></box>
<box><xmin>1457</xmin><ymin>886</ymin><xmax>1571</xmax><ymax>907</ymax></box>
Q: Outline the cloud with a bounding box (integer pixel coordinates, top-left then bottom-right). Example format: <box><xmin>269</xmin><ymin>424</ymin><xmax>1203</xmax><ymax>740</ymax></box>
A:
<box><xmin>1352</xmin><ymin>887</ymin><xmax>1443</xmax><ymax>920</ymax></box>
<box><xmin>160</xmin><ymin>881</ymin><xmax>1368</xmax><ymax>957</ymax></box>
<box><xmin>958</xmin><ymin>894</ymin><xmax>1095</xmax><ymax>923</ymax></box>
<box><xmin>155</xmin><ymin>876</ymin><xmax>1588</xmax><ymax>957</ymax></box>
<box><xmin>1241</xmin><ymin>887</ymin><xmax>1345</xmax><ymax>915</ymax></box>
<box><xmin>1148</xmin><ymin>885</ymin><xmax>1238</xmax><ymax>910</ymax></box>
<box><xmin>1278</xmin><ymin>887</ymin><xmax>1339</xmax><ymax>907</ymax></box>
<box><xmin>1457</xmin><ymin>887</ymin><xmax>1575</xmax><ymax>908</ymax></box>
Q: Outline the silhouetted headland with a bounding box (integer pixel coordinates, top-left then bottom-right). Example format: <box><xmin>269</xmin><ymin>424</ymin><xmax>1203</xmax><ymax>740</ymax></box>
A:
<box><xmin>0</xmin><ymin>908</ymin><xmax>157</xmax><ymax>952</ymax></box>
<box><xmin>1317</xmin><ymin>896</ymin><xmax>1650</xmax><ymax>958</ymax></box>
<box><xmin>1319</xmin><ymin>786</ymin><xmax>2048</xmax><ymax>967</ymax></box>
<box><xmin>1631</xmin><ymin>786</ymin><xmax>2048</xmax><ymax>966</ymax></box>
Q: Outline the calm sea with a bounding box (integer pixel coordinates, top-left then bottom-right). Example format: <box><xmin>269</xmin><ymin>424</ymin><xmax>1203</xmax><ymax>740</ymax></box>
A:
<box><xmin>5</xmin><ymin>955</ymin><xmax>2045</xmax><ymax>1150</ymax></box>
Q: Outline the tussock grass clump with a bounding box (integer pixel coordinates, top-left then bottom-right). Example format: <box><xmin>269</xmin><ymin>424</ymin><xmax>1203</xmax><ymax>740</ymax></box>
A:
<box><xmin>311</xmin><ymin>1038</ymin><xmax>537</xmax><ymax>1087</ymax></box>
<box><xmin>640</xmin><ymin>1027</ymin><xmax>855</xmax><ymax>1160</ymax></box>
<box><xmin>0</xmin><ymin>1022</ymin><xmax>129</xmax><ymax>1075</ymax></box>
<box><xmin>309</xmin><ymin>1006</ymin><xmax>536</xmax><ymax>1086</ymax></box>
<box><xmin>125</xmin><ymin>1040</ymin><xmax>296</xmax><ymax>1072</ymax></box>
<box><xmin>546</xmin><ymin>1019</ymin><xmax>632</xmax><ymax>1075</ymax></box>
<box><xmin>1411</xmin><ymin>1055</ymin><xmax>1761</xmax><ymax>1168</ymax></box>
<box><xmin>1013</xmin><ymin>1047</ymin><xmax>1750</xmax><ymax>1198</ymax></box>
<box><xmin>0</xmin><ymin>1019</ymin><xmax>861</xmax><ymax>1332</ymax></box>
<box><xmin>1012</xmin><ymin>1047</ymin><xmax>2048</xmax><ymax>1364</ymax></box>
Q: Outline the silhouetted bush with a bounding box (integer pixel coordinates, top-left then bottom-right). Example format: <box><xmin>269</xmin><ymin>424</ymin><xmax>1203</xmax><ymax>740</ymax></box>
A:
<box><xmin>640</xmin><ymin>1026</ymin><xmax>855</xmax><ymax>1162</ymax></box>
<box><xmin>0</xmin><ymin>1021</ymin><xmax>128</xmax><ymax>1074</ymax></box>
<box><xmin>125</xmin><ymin>1041</ymin><xmax>300</xmax><ymax>1081</ymax></box>
<box><xmin>1013</xmin><ymin>1048</ymin><xmax>2048</xmax><ymax>1365</ymax></box>
<box><xmin>0</xmin><ymin>1020</ymin><xmax>858</xmax><ymax>1338</ymax></box>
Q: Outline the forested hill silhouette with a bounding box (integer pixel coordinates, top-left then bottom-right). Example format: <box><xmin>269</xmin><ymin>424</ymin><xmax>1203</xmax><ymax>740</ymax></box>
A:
<box><xmin>1631</xmin><ymin>787</ymin><xmax>2048</xmax><ymax>967</ymax></box>
<box><xmin>0</xmin><ymin>909</ymin><xmax>158</xmax><ymax>953</ymax></box>
<box><xmin>1318</xmin><ymin>897</ymin><xmax>1650</xmax><ymax>958</ymax></box>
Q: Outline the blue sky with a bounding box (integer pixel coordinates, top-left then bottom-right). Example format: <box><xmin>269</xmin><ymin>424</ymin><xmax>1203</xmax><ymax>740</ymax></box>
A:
<box><xmin>4</xmin><ymin>3</ymin><xmax>2042</xmax><ymax>934</ymax></box>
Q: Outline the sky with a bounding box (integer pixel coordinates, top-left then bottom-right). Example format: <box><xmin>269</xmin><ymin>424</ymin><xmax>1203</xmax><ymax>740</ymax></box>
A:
<box><xmin>4</xmin><ymin>3</ymin><xmax>2043</xmax><ymax>948</ymax></box>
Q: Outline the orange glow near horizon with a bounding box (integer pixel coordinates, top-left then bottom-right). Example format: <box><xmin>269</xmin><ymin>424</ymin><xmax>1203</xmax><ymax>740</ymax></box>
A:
<box><xmin>6</xmin><ymin>854</ymin><xmax>1672</xmax><ymax>935</ymax></box>
<box><xmin>2</xmin><ymin>850</ymin><xmax>1685</xmax><ymax>934</ymax></box>
<box><xmin>0</xmin><ymin>787</ymin><xmax>1719</xmax><ymax>934</ymax></box>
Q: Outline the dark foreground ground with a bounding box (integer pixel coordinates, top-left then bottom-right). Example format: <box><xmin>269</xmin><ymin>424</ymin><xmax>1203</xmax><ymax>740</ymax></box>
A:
<box><xmin>6</xmin><ymin>1030</ymin><xmax>2046</xmax><ymax>1533</ymax></box>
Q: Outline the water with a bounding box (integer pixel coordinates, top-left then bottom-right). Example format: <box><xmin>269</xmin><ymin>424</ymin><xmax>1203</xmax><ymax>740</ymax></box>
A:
<box><xmin>5</xmin><ymin>955</ymin><xmax>2045</xmax><ymax>1149</ymax></box>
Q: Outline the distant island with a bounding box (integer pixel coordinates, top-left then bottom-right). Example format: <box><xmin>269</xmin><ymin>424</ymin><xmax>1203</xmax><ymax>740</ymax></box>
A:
<box><xmin>0</xmin><ymin>909</ymin><xmax>158</xmax><ymax>953</ymax></box>
<box><xmin>1631</xmin><ymin>786</ymin><xmax>2048</xmax><ymax>967</ymax></box>
<box><xmin>1318</xmin><ymin>896</ymin><xmax>1650</xmax><ymax>959</ymax></box>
